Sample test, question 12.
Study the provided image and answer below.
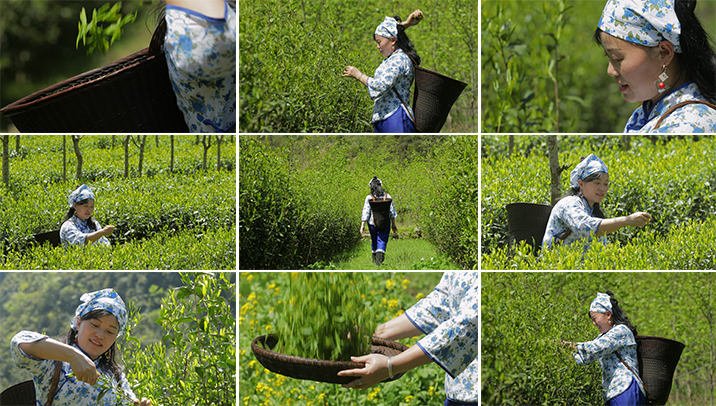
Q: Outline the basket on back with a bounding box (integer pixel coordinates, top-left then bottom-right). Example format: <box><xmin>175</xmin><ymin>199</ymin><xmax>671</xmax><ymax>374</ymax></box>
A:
<box><xmin>369</xmin><ymin>198</ymin><xmax>392</xmax><ymax>230</ymax></box>
<box><xmin>0</xmin><ymin>380</ymin><xmax>35</xmax><ymax>406</ymax></box>
<box><xmin>505</xmin><ymin>202</ymin><xmax>553</xmax><ymax>255</ymax></box>
<box><xmin>636</xmin><ymin>336</ymin><xmax>685</xmax><ymax>405</ymax></box>
<box><xmin>0</xmin><ymin>22</ymin><xmax>188</xmax><ymax>133</ymax></box>
<box><xmin>412</xmin><ymin>66</ymin><xmax>467</xmax><ymax>133</ymax></box>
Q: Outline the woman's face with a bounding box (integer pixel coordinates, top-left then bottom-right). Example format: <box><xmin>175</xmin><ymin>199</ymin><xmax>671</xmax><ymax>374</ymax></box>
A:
<box><xmin>73</xmin><ymin>200</ymin><xmax>95</xmax><ymax>221</ymax></box>
<box><xmin>76</xmin><ymin>314</ymin><xmax>119</xmax><ymax>359</ymax></box>
<box><xmin>599</xmin><ymin>32</ymin><xmax>664</xmax><ymax>104</ymax></box>
<box><xmin>374</xmin><ymin>35</ymin><xmax>396</xmax><ymax>58</ymax></box>
<box><xmin>590</xmin><ymin>311</ymin><xmax>612</xmax><ymax>334</ymax></box>
<box><xmin>579</xmin><ymin>173</ymin><xmax>609</xmax><ymax>207</ymax></box>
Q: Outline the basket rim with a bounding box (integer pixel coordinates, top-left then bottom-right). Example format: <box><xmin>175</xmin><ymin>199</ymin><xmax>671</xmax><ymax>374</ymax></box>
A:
<box><xmin>415</xmin><ymin>66</ymin><xmax>468</xmax><ymax>87</ymax></box>
<box><xmin>251</xmin><ymin>334</ymin><xmax>408</xmax><ymax>369</ymax></box>
<box><xmin>0</xmin><ymin>47</ymin><xmax>153</xmax><ymax>116</ymax></box>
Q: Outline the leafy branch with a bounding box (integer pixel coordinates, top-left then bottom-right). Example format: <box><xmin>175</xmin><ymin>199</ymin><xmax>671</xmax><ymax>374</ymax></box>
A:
<box><xmin>76</xmin><ymin>2</ymin><xmax>140</xmax><ymax>55</ymax></box>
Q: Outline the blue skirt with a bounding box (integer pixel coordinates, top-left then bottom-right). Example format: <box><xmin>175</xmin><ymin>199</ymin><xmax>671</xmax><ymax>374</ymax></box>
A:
<box><xmin>373</xmin><ymin>107</ymin><xmax>417</xmax><ymax>133</ymax></box>
<box><xmin>607</xmin><ymin>377</ymin><xmax>645</xmax><ymax>406</ymax></box>
<box><xmin>445</xmin><ymin>399</ymin><xmax>480</xmax><ymax>406</ymax></box>
<box><xmin>368</xmin><ymin>224</ymin><xmax>390</xmax><ymax>253</ymax></box>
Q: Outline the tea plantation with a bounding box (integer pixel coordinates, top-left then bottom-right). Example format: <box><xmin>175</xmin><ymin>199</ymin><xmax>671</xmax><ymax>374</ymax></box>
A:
<box><xmin>0</xmin><ymin>135</ymin><xmax>235</xmax><ymax>270</ymax></box>
<box><xmin>482</xmin><ymin>135</ymin><xmax>716</xmax><ymax>270</ymax></box>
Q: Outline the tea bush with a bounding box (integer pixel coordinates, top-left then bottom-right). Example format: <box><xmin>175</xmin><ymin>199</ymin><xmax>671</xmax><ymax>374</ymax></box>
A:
<box><xmin>481</xmin><ymin>1</ymin><xmax>716</xmax><ymax>133</ymax></box>
<box><xmin>482</xmin><ymin>272</ymin><xmax>716</xmax><ymax>405</ymax></box>
<box><xmin>482</xmin><ymin>136</ymin><xmax>716</xmax><ymax>269</ymax></box>
<box><xmin>240</xmin><ymin>272</ymin><xmax>447</xmax><ymax>406</ymax></box>
<box><xmin>239</xmin><ymin>0</ymin><xmax>476</xmax><ymax>132</ymax></box>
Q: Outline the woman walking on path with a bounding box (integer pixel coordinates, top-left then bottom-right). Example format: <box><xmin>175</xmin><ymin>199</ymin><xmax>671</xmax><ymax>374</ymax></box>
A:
<box><xmin>342</xmin><ymin>10</ymin><xmax>424</xmax><ymax>133</ymax></box>
<box><xmin>559</xmin><ymin>291</ymin><xmax>646</xmax><ymax>406</ymax></box>
<box><xmin>360</xmin><ymin>176</ymin><xmax>398</xmax><ymax>266</ymax></box>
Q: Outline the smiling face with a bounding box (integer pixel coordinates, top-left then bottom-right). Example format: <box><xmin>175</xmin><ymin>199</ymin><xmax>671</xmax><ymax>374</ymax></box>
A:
<box><xmin>76</xmin><ymin>314</ymin><xmax>119</xmax><ymax>359</ymax></box>
<box><xmin>599</xmin><ymin>32</ymin><xmax>665</xmax><ymax>103</ymax></box>
<box><xmin>579</xmin><ymin>172</ymin><xmax>609</xmax><ymax>207</ymax></box>
<box><xmin>374</xmin><ymin>35</ymin><xmax>396</xmax><ymax>58</ymax></box>
<box><xmin>73</xmin><ymin>199</ymin><xmax>95</xmax><ymax>221</ymax></box>
<box><xmin>590</xmin><ymin>311</ymin><xmax>612</xmax><ymax>334</ymax></box>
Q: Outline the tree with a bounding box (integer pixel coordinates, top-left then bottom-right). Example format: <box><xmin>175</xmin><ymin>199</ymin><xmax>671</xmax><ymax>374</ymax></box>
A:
<box><xmin>132</xmin><ymin>135</ymin><xmax>147</xmax><ymax>177</ymax></box>
<box><xmin>123</xmin><ymin>136</ymin><xmax>131</xmax><ymax>178</ymax></box>
<box><xmin>547</xmin><ymin>135</ymin><xmax>561</xmax><ymax>205</ymax></box>
<box><xmin>71</xmin><ymin>135</ymin><xmax>83</xmax><ymax>180</ymax></box>
<box><xmin>202</xmin><ymin>135</ymin><xmax>212</xmax><ymax>170</ymax></box>
<box><xmin>216</xmin><ymin>135</ymin><xmax>225</xmax><ymax>171</ymax></box>
<box><xmin>63</xmin><ymin>135</ymin><xmax>67</xmax><ymax>182</ymax></box>
<box><xmin>14</xmin><ymin>135</ymin><xmax>20</xmax><ymax>152</ymax></box>
<box><xmin>1</xmin><ymin>135</ymin><xmax>8</xmax><ymax>187</ymax></box>
<box><xmin>170</xmin><ymin>135</ymin><xmax>175</xmax><ymax>173</ymax></box>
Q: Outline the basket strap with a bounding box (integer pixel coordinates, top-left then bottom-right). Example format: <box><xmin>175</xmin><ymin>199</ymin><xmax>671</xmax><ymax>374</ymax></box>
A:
<box><xmin>615</xmin><ymin>351</ymin><xmax>652</xmax><ymax>400</ymax></box>
<box><xmin>148</xmin><ymin>18</ymin><xmax>167</xmax><ymax>56</ymax></box>
<box><xmin>46</xmin><ymin>360</ymin><xmax>62</xmax><ymax>406</ymax></box>
<box><xmin>653</xmin><ymin>100</ymin><xmax>716</xmax><ymax>130</ymax></box>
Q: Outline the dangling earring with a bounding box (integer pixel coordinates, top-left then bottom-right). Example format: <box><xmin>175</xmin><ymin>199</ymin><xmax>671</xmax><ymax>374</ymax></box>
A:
<box><xmin>655</xmin><ymin>65</ymin><xmax>670</xmax><ymax>93</ymax></box>
<box><xmin>104</xmin><ymin>349</ymin><xmax>112</xmax><ymax>359</ymax></box>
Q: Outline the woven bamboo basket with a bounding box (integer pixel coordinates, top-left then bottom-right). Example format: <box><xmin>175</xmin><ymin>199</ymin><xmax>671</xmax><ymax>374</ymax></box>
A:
<box><xmin>505</xmin><ymin>202</ymin><xmax>553</xmax><ymax>254</ymax></box>
<box><xmin>0</xmin><ymin>22</ymin><xmax>188</xmax><ymax>133</ymax></box>
<box><xmin>251</xmin><ymin>334</ymin><xmax>409</xmax><ymax>384</ymax></box>
<box><xmin>412</xmin><ymin>66</ymin><xmax>467</xmax><ymax>133</ymax></box>
<box><xmin>369</xmin><ymin>198</ymin><xmax>392</xmax><ymax>230</ymax></box>
<box><xmin>0</xmin><ymin>380</ymin><xmax>35</xmax><ymax>406</ymax></box>
<box><xmin>636</xmin><ymin>336</ymin><xmax>685</xmax><ymax>405</ymax></box>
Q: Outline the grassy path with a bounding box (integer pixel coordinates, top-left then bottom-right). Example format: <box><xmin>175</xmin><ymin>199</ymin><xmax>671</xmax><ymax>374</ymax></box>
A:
<box><xmin>310</xmin><ymin>232</ymin><xmax>459</xmax><ymax>270</ymax></box>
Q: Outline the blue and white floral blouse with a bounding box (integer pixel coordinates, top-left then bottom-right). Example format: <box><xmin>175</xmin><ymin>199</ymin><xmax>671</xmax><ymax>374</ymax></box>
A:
<box><xmin>11</xmin><ymin>331</ymin><xmax>137</xmax><ymax>406</ymax></box>
<box><xmin>542</xmin><ymin>195</ymin><xmax>607</xmax><ymax>250</ymax></box>
<box><xmin>624</xmin><ymin>82</ymin><xmax>716</xmax><ymax>133</ymax></box>
<box><xmin>366</xmin><ymin>49</ymin><xmax>415</xmax><ymax>124</ymax></box>
<box><xmin>404</xmin><ymin>272</ymin><xmax>479</xmax><ymax>403</ymax></box>
<box><xmin>361</xmin><ymin>193</ymin><xmax>397</xmax><ymax>227</ymax></box>
<box><xmin>573</xmin><ymin>324</ymin><xmax>646</xmax><ymax>402</ymax></box>
<box><xmin>164</xmin><ymin>1</ymin><xmax>236</xmax><ymax>133</ymax></box>
<box><xmin>60</xmin><ymin>216</ymin><xmax>110</xmax><ymax>248</ymax></box>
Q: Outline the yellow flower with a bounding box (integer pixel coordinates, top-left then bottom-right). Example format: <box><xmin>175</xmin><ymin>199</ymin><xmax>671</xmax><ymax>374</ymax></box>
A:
<box><xmin>385</xmin><ymin>279</ymin><xmax>395</xmax><ymax>289</ymax></box>
<box><xmin>405</xmin><ymin>395</ymin><xmax>414</xmax><ymax>403</ymax></box>
<box><xmin>317</xmin><ymin>393</ymin><xmax>326</xmax><ymax>402</ymax></box>
<box><xmin>267</xmin><ymin>283</ymin><xmax>276</xmax><ymax>290</ymax></box>
<box><xmin>415</xmin><ymin>292</ymin><xmax>425</xmax><ymax>300</ymax></box>
<box><xmin>309</xmin><ymin>385</ymin><xmax>315</xmax><ymax>390</ymax></box>
<box><xmin>401</xmin><ymin>278</ymin><xmax>410</xmax><ymax>289</ymax></box>
<box><xmin>240</xmin><ymin>349</ymin><xmax>246</xmax><ymax>357</ymax></box>
<box><xmin>243</xmin><ymin>396</ymin><xmax>251</xmax><ymax>405</ymax></box>
<box><xmin>247</xmin><ymin>292</ymin><xmax>257</xmax><ymax>302</ymax></box>
<box><xmin>265</xmin><ymin>325</ymin><xmax>273</xmax><ymax>332</ymax></box>
<box><xmin>246</xmin><ymin>274</ymin><xmax>254</xmax><ymax>282</ymax></box>
<box><xmin>388</xmin><ymin>298</ymin><xmax>399</xmax><ymax>309</ymax></box>
<box><xmin>248</xmin><ymin>360</ymin><xmax>258</xmax><ymax>369</ymax></box>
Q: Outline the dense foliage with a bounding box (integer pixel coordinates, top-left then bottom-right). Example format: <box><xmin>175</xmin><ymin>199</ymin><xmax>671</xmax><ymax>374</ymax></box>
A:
<box><xmin>481</xmin><ymin>0</ymin><xmax>716</xmax><ymax>133</ymax></box>
<box><xmin>482</xmin><ymin>272</ymin><xmax>716</xmax><ymax>406</ymax></box>
<box><xmin>239</xmin><ymin>0</ymin><xmax>476</xmax><ymax>132</ymax></box>
<box><xmin>0</xmin><ymin>135</ymin><xmax>235</xmax><ymax>270</ymax></box>
<box><xmin>240</xmin><ymin>271</ymin><xmax>446</xmax><ymax>406</ymax></box>
<box><xmin>481</xmin><ymin>135</ymin><xmax>716</xmax><ymax>269</ymax></box>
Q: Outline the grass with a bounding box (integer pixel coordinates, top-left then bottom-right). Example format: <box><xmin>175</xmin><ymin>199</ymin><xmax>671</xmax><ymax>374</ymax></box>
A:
<box><xmin>307</xmin><ymin>233</ymin><xmax>459</xmax><ymax>270</ymax></box>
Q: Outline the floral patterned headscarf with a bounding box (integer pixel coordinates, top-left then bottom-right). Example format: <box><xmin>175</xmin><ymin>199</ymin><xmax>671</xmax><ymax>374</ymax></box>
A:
<box><xmin>590</xmin><ymin>292</ymin><xmax>613</xmax><ymax>314</ymax></box>
<box><xmin>598</xmin><ymin>0</ymin><xmax>682</xmax><ymax>53</ymax></box>
<box><xmin>375</xmin><ymin>16</ymin><xmax>398</xmax><ymax>39</ymax></box>
<box><xmin>68</xmin><ymin>184</ymin><xmax>95</xmax><ymax>209</ymax></box>
<box><xmin>71</xmin><ymin>289</ymin><xmax>128</xmax><ymax>337</ymax></box>
<box><xmin>570</xmin><ymin>154</ymin><xmax>609</xmax><ymax>188</ymax></box>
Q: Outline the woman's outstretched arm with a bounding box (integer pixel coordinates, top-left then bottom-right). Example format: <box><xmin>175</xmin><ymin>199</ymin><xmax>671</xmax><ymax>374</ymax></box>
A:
<box><xmin>19</xmin><ymin>337</ymin><xmax>98</xmax><ymax>385</ymax></box>
<box><xmin>374</xmin><ymin>313</ymin><xmax>423</xmax><ymax>340</ymax></box>
<box><xmin>596</xmin><ymin>212</ymin><xmax>651</xmax><ymax>237</ymax></box>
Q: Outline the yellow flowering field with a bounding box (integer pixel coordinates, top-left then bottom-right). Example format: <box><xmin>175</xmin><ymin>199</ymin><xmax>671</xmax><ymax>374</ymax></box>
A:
<box><xmin>239</xmin><ymin>272</ymin><xmax>445</xmax><ymax>406</ymax></box>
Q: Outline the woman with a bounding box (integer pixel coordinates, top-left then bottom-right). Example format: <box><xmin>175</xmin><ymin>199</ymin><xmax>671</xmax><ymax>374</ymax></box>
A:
<box><xmin>60</xmin><ymin>185</ymin><xmax>115</xmax><ymax>248</ymax></box>
<box><xmin>342</xmin><ymin>10</ymin><xmax>424</xmax><ymax>133</ymax></box>
<box><xmin>360</xmin><ymin>176</ymin><xmax>398</xmax><ymax>266</ymax></box>
<box><xmin>595</xmin><ymin>0</ymin><xmax>716</xmax><ymax>132</ymax></box>
<box><xmin>162</xmin><ymin>0</ymin><xmax>236</xmax><ymax>132</ymax></box>
<box><xmin>542</xmin><ymin>154</ymin><xmax>651</xmax><ymax>250</ymax></box>
<box><xmin>11</xmin><ymin>289</ymin><xmax>151</xmax><ymax>405</ymax></box>
<box><xmin>560</xmin><ymin>291</ymin><xmax>646</xmax><ymax>405</ymax></box>
<box><xmin>338</xmin><ymin>272</ymin><xmax>479</xmax><ymax>406</ymax></box>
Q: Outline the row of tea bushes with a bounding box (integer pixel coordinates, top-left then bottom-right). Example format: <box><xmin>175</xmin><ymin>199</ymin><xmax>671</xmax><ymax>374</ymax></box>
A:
<box><xmin>482</xmin><ymin>137</ymin><xmax>716</xmax><ymax>264</ymax></box>
<box><xmin>0</xmin><ymin>226</ymin><xmax>235</xmax><ymax>270</ymax></box>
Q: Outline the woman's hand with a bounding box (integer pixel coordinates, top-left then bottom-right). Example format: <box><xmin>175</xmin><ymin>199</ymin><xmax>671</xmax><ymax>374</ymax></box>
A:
<box><xmin>70</xmin><ymin>350</ymin><xmax>98</xmax><ymax>385</ymax></box>
<box><xmin>627</xmin><ymin>212</ymin><xmax>652</xmax><ymax>227</ymax></box>
<box><xmin>359</xmin><ymin>223</ymin><xmax>365</xmax><ymax>235</ymax></box>
<box><xmin>402</xmin><ymin>10</ymin><xmax>424</xmax><ymax>28</ymax></box>
<box><xmin>556</xmin><ymin>340</ymin><xmax>576</xmax><ymax>350</ymax></box>
<box><xmin>337</xmin><ymin>354</ymin><xmax>389</xmax><ymax>390</ymax></box>
<box><xmin>102</xmin><ymin>225</ymin><xmax>116</xmax><ymax>237</ymax></box>
<box><xmin>342</xmin><ymin>66</ymin><xmax>364</xmax><ymax>80</ymax></box>
<box><xmin>134</xmin><ymin>398</ymin><xmax>152</xmax><ymax>406</ymax></box>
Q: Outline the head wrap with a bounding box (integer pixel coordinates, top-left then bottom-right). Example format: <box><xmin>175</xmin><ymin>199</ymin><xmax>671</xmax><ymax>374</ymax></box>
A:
<box><xmin>570</xmin><ymin>154</ymin><xmax>608</xmax><ymax>188</ymax></box>
<box><xmin>368</xmin><ymin>176</ymin><xmax>382</xmax><ymax>187</ymax></box>
<box><xmin>598</xmin><ymin>0</ymin><xmax>682</xmax><ymax>53</ymax></box>
<box><xmin>71</xmin><ymin>289</ymin><xmax>128</xmax><ymax>337</ymax></box>
<box><xmin>590</xmin><ymin>292</ymin><xmax>613</xmax><ymax>314</ymax></box>
<box><xmin>375</xmin><ymin>16</ymin><xmax>398</xmax><ymax>39</ymax></box>
<box><xmin>68</xmin><ymin>184</ymin><xmax>95</xmax><ymax>209</ymax></box>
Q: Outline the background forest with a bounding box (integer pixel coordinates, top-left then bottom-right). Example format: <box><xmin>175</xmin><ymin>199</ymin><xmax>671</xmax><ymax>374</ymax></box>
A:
<box><xmin>239</xmin><ymin>135</ymin><xmax>479</xmax><ymax>270</ymax></box>
<box><xmin>0</xmin><ymin>271</ymin><xmax>236</xmax><ymax>406</ymax></box>
<box><xmin>481</xmin><ymin>0</ymin><xmax>716</xmax><ymax>133</ymax></box>
<box><xmin>482</xmin><ymin>272</ymin><xmax>716</xmax><ymax>406</ymax></box>
<box><xmin>239</xmin><ymin>0</ymin><xmax>476</xmax><ymax>132</ymax></box>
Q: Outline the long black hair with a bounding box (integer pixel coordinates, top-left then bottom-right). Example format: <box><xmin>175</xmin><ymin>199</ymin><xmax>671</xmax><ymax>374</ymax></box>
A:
<box><xmin>392</xmin><ymin>15</ymin><xmax>421</xmax><ymax>66</ymax></box>
<box><xmin>62</xmin><ymin>309</ymin><xmax>123</xmax><ymax>382</ymax></box>
<box><xmin>604</xmin><ymin>290</ymin><xmax>638</xmax><ymax>337</ymax></box>
<box><xmin>593</xmin><ymin>0</ymin><xmax>716</xmax><ymax>104</ymax></box>
<box><xmin>63</xmin><ymin>198</ymin><xmax>97</xmax><ymax>231</ymax></box>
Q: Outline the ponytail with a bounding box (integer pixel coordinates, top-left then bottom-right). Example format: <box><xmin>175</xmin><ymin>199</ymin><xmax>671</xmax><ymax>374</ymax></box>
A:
<box><xmin>674</xmin><ymin>0</ymin><xmax>716</xmax><ymax>103</ymax></box>
<box><xmin>392</xmin><ymin>15</ymin><xmax>421</xmax><ymax>66</ymax></box>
